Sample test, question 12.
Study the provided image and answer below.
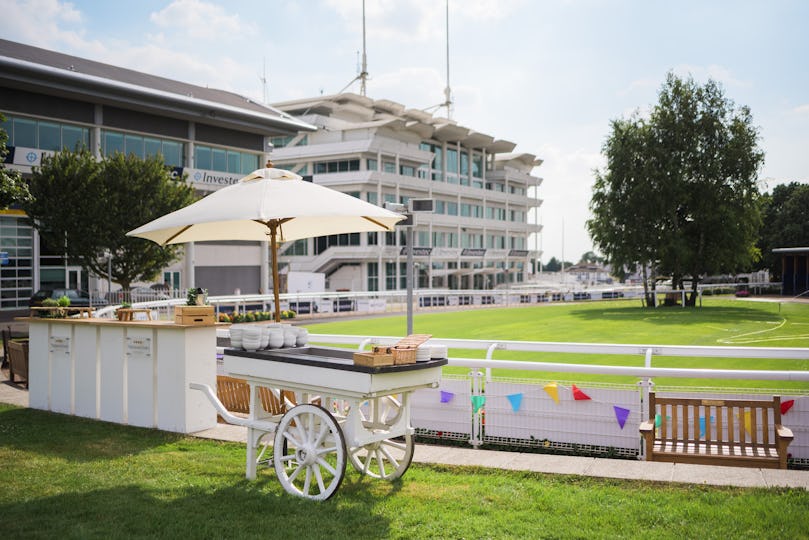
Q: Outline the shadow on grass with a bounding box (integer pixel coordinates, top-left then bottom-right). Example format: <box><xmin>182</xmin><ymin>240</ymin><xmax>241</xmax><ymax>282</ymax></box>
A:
<box><xmin>1</xmin><ymin>483</ymin><xmax>391</xmax><ymax>540</ymax></box>
<box><xmin>569</xmin><ymin>304</ymin><xmax>784</xmax><ymax>325</ymax></box>
<box><xmin>0</xmin><ymin>405</ymin><xmax>184</xmax><ymax>462</ymax></box>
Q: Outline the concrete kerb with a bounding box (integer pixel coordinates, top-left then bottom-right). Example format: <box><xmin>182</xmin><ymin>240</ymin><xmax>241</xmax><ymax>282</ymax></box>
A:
<box><xmin>2</xmin><ymin>376</ymin><xmax>807</xmax><ymax>490</ymax></box>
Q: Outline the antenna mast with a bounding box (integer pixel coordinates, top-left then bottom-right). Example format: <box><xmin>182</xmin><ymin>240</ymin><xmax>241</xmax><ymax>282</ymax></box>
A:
<box><xmin>423</xmin><ymin>0</ymin><xmax>453</xmax><ymax>118</ymax></box>
<box><xmin>259</xmin><ymin>57</ymin><xmax>268</xmax><ymax>103</ymax></box>
<box><xmin>359</xmin><ymin>0</ymin><xmax>368</xmax><ymax>96</ymax></box>
<box><xmin>337</xmin><ymin>0</ymin><xmax>369</xmax><ymax>95</ymax></box>
<box><xmin>443</xmin><ymin>0</ymin><xmax>452</xmax><ymax>118</ymax></box>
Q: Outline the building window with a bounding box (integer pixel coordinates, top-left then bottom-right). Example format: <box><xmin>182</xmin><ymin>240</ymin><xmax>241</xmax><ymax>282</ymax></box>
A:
<box><xmin>269</xmin><ymin>134</ymin><xmax>307</xmax><ymax>148</ymax></box>
<box><xmin>367</xmin><ymin>158</ymin><xmax>378</xmax><ymax>170</ymax></box>
<box><xmin>2</xmin><ymin>115</ymin><xmax>91</xmax><ymax>152</ymax></box>
<box><xmin>314</xmin><ymin>233</ymin><xmax>360</xmax><ymax>255</ymax></box>
<box><xmin>400</xmin><ymin>164</ymin><xmax>415</xmax><ymax>177</ymax></box>
<box><xmin>366</xmin><ymin>191</ymin><xmax>378</xmax><ymax>205</ymax></box>
<box><xmin>383</xmin><ymin>161</ymin><xmax>396</xmax><ymax>174</ymax></box>
<box><xmin>194</xmin><ymin>144</ymin><xmax>258</xmax><ymax>173</ymax></box>
<box><xmin>286</xmin><ymin>239</ymin><xmax>308</xmax><ymax>256</ymax></box>
<box><xmin>101</xmin><ymin>129</ymin><xmax>185</xmax><ymax>167</ymax></box>
<box><xmin>314</xmin><ymin>159</ymin><xmax>360</xmax><ymax>174</ymax></box>
<box><xmin>367</xmin><ymin>262</ymin><xmax>379</xmax><ymax>292</ymax></box>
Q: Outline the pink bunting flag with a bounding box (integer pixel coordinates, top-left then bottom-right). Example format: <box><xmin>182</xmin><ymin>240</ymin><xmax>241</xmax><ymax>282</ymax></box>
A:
<box><xmin>571</xmin><ymin>384</ymin><xmax>591</xmax><ymax>401</ymax></box>
<box><xmin>613</xmin><ymin>406</ymin><xmax>630</xmax><ymax>429</ymax></box>
<box><xmin>440</xmin><ymin>390</ymin><xmax>454</xmax><ymax>403</ymax></box>
<box><xmin>781</xmin><ymin>399</ymin><xmax>795</xmax><ymax>415</ymax></box>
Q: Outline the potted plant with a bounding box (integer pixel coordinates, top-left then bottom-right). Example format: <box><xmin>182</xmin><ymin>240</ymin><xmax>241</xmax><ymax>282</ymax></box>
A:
<box><xmin>116</xmin><ymin>301</ymin><xmax>132</xmax><ymax>320</ymax></box>
<box><xmin>175</xmin><ymin>287</ymin><xmax>214</xmax><ymax>325</ymax></box>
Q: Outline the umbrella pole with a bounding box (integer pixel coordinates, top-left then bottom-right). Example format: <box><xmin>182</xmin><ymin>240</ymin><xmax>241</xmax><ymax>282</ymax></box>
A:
<box><xmin>270</xmin><ymin>222</ymin><xmax>282</xmax><ymax>323</ymax></box>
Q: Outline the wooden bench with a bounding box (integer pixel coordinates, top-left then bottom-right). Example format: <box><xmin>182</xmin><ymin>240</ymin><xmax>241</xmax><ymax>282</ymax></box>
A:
<box><xmin>640</xmin><ymin>392</ymin><xmax>793</xmax><ymax>469</ymax></box>
<box><xmin>7</xmin><ymin>339</ymin><xmax>29</xmax><ymax>387</ymax></box>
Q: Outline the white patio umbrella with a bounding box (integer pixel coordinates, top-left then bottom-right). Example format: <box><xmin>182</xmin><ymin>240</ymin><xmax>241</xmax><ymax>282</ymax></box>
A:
<box><xmin>128</xmin><ymin>167</ymin><xmax>404</xmax><ymax>322</ymax></box>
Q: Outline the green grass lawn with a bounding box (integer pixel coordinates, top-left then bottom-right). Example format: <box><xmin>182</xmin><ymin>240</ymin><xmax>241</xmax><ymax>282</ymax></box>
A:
<box><xmin>2</xmin><ymin>404</ymin><xmax>808</xmax><ymax>539</ymax></box>
<box><xmin>303</xmin><ymin>298</ymin><xmax>809</xmax><ymax>390</ymax></box>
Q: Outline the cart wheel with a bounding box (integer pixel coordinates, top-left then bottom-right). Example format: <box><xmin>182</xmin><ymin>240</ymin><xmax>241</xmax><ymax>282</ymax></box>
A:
<box><xmin>358</xmin><ymin>394</ymin><xmax>404</xmax><ymax>427</ymax></box>
<box><xmin>349</xmin><ymin>433</ymin><xmax>414</xmax><ymax>480</ymax></box>
<box><xmin>273</xmin><ymin>404</ymin><xmax>346</xmax><ymax>500</ymax></box>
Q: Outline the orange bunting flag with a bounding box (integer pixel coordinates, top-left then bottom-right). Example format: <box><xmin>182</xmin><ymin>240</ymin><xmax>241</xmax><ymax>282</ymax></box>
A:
<box><xmin>544</xmin><ymin>382</ymin><xmax>560</xmax><ymax>404</ymax></box>
<box><xmin>571</xmin><ymin>384</ymin><xmax>591</xmax><ymax>401</ymax></box>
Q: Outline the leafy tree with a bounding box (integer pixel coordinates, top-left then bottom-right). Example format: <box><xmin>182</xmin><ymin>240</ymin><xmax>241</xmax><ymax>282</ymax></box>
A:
<box><xmin>23</xmin><ymin>150</ymin><xmax>196</xmax><ymax>290</ymax></box>
<box><xmin>541</xmin><ymin>257</ymin><xmax>575</xmax><ymax>272</ymax></box>
<box><xmin>579</xmin><ymin>251</ymin><xmax>605</xmax><ymax>264</ymax></box>
<box><xmin>0</xmin><ymin>113</ymin><xmax>31</xmax><ymax>209</ymax></box>
<box><xmin>588</xmin><ymin>73</ymin><xmax>764</xmax><ymax>306</ymax></box>
<box><xmin>756</xmin><ymin>182</ymin><xmax>809</xmax><ymax>279</ymax></box>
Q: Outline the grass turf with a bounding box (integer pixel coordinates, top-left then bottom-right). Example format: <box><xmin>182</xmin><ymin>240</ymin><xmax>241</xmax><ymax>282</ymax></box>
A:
<box><xmin>303</xmin><ymin>298</ymin><xmax>809</xmax><ymax>390</ymax></box>
<box><xmin>2</xmin><ymin>404</ymin><xmax>808</xmax><ymax>540</ymax></box>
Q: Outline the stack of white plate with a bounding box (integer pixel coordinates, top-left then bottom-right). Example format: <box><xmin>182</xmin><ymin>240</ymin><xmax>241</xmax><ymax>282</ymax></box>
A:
<box><xmin>229</xmin><ymin>326</ymin><xmax>243</xmax><ymax>349</ymax></box>
<box><xmin>430</xmin><ymin>345</ymin><xmax>448</xmax><ymax>359</ymax></box>
<box><xmin>259</xmin><ymin>326</ymin><xmax>270</xmax><ymax>349</ymax></box>
<box><xmin>283</xmin><ymin>327</ymin><xmax>297</xmax><ymax>348</ymax></box>
<box><xmin>416</xmin><ymin>345</ymin><xmax>431</xmax><ymax>362</ymax></box>
<box><xmin>242</xmin><ymin>326</ymin><xmax>262</xmax><ymax>351</ymax></box>
<box><xmin>295</xmin><ymin>327</ymin><xmax>309</xmax><ymax>347</ymax></box>
<box><xmin>268</xmin><ymin>328</ymin><xmax>284</xmax><ymax>348</ymax></box>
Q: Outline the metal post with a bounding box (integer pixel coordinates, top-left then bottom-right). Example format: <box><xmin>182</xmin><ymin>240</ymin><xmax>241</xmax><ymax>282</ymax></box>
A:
<box><xmin>406</xmin><ymin>226</ymin><xmax>414</xmax><ymax>335</ymax></box>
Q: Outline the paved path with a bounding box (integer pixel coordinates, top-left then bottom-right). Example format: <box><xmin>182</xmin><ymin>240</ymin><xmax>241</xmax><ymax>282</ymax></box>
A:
<box><xmin>2</xmin><ymin>378</ymin><xmax>806</xmax><ymax>490</ymax></box>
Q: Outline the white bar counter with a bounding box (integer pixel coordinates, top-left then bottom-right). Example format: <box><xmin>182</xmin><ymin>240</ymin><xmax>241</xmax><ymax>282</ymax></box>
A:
<box><xmin>21</xmin><ymin>317</ymin><xmax>217</xmax><ymax>433</ymax></box>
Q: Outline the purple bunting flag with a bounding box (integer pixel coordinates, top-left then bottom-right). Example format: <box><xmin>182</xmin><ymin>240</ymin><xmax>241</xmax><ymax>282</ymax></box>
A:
<box><xmin>613</xmin><ymin>406</ymin><xmax>631</xmax><ymax>429</ymax></box>
<box><xmin>440</xmin><ymin>390</ymin><xmax>454</xmax><ymax>403</ymax></box>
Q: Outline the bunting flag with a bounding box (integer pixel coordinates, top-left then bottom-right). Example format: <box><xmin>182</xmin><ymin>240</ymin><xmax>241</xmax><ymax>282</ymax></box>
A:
<box><xmin>781</xmin><ymin>399</ymin><xmax>795</xmax><ymax>415</ymax></box>
<box><xmin>655</xmin><ymin>413</ymin><xmax>662</xmax><ymax>428</ymax></box>
<box><xmin>471</xmin><ymin>395</ymin><xmax>486</xmax><ymax>413</ymax></box>
<box><xmin>699</xmin><ymin>416</ymin><xmax>706</xmax><ymax>438</ymax></box>
<box><xmin>507</xmin><ymin>393</ymin><xmax>523</xmax><ymax>412</ymax></box>
<box><xmin>440</xmin><ymin>390</ymin><xmax>455</xmax><ymax>403</ymax></box>
<box><xmin>614</xmin><ymin>406</ymin><xmax>630</xmax><ymax>429</ymax></box>
<box><xmin>743</xmin><ymin>411</ymin><xmax>752</xmax><ymax>436</ymax></box>
<box><xmin>544</xmin><ymin>382</ymin><xmax>560</xmax><ymax>404</ymax></box>
<box><xmin>571</xmin><ymin>384</ymin><xmax>591</xmax><ymax>401</ymax></box>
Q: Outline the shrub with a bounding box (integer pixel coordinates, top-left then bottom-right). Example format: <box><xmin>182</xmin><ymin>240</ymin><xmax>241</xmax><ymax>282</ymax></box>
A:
<box><xmin>57</xmin><ymin>295</ymin><xmax>71</xmax><ymax>307</ymax></box>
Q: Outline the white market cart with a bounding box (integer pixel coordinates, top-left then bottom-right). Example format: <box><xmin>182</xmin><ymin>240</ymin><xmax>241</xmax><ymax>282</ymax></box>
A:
<box><xmin>192</xmin><ymin>345</ymin><xmax>446</xmax><ymax>500</ymax></box>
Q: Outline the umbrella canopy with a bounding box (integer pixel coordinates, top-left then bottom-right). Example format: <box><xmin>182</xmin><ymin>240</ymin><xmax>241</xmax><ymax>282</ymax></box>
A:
<box><xmin>128</xmin><ymin>167</ymin><xmax>404</xmax><ymax>321</ymax></box>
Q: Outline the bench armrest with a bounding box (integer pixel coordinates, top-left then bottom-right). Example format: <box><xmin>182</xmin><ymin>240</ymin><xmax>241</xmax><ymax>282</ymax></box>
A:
<box><xmin>639</xmin><ymin>420</ymin><xmax>654</xmax><ymax>433</ymax></box>
<box><xmin>776</xmin><ymin>424</ymin><xmax>793</xmax><ymax>441</ymax></box>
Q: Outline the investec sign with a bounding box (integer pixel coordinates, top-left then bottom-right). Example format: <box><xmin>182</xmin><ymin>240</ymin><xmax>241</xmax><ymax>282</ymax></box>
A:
<box><xmin>171</xmin><ymin>167</ymin><xmax>242</xmax><ymax>191</ymax></box>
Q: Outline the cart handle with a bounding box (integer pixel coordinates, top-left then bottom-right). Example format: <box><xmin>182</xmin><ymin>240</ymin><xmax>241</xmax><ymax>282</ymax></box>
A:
<box><xmin>189</xmin><ymin>382</ymin><xmax>278</xmax><ymax>432</ymax></box>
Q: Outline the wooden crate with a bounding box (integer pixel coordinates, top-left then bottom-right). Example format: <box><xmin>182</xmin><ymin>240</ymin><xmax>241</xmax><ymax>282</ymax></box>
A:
<box><xmin>353</xmin><ymin>351</ymin><xmax>394</xmax><ymax>367</ymax></box>
<box><xmin>392</xmin><ymin>347</ymin><xmax>416</xmax><ymax>365</ymax></box>
<box><xmin>174</xmin><ymin>305</ymin><xmax>215</xmax><ymax>325</ymax></box>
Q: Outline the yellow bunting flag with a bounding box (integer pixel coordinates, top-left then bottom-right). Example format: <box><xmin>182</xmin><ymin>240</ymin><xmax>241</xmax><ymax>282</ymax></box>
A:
<box><xmin>544</xmin><ymin>382</ymin><xmax>560</xmax><ymax>404</ymax></box>
<box><xmin>744</xmin><ymin>411</ymin><xmax>752</xmax><ymax>437</ymax></box>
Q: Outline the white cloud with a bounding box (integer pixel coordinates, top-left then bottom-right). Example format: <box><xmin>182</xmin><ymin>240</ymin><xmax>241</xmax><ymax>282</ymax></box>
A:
<box><xmin>149</xmin><ymin>0</ymin><xmax>255</xmax><ymax>39</ymax></box>
<box><xmin>794</xmin><ymin>104</ymin><xmax>809</xmax><ymax>115</ymax></box>
<box><xmin>0</xmin><ymin>0</ymin><xmax>87</xmax><ymax>50</ymax></box>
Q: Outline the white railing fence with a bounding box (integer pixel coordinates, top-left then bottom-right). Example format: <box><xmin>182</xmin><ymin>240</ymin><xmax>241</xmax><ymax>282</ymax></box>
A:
<box><xmin>92</xmin><ymin>281</ymin><xmax>786</xmax><ymax>321</ymax></box>
<box><xmin>300</xmin><ymin>333</ymin><xmax>809</xmax><ymax>464</ymax></box>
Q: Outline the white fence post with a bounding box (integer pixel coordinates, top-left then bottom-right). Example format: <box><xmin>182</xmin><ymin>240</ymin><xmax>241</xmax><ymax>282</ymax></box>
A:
<box><xmin>470</xmin><ymin>369</ymin><xmax>484</xmax><ymax>448</ymax></box>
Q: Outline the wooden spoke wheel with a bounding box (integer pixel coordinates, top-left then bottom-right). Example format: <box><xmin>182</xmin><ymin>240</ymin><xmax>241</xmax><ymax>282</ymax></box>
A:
<box><xmin>348</xmin><ymin>395</ymin><xmax>414</xmax><ymax>480</ymax></box>
<box><xmin>273</xmin><ymin>404</ymin><xmax>346</xmax><ymax>500</ymax></box>
<box><xmin>349</xmin><ymin>433</ymin><xmax>414</xmax><ymax>480</ymax></box>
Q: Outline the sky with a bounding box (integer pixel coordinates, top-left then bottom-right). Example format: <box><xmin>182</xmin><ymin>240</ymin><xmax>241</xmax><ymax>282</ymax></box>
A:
<box><xmin>1</xmin><ymin>0</ymin><xmax>807</xmax><ymax>263</ymax></box>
